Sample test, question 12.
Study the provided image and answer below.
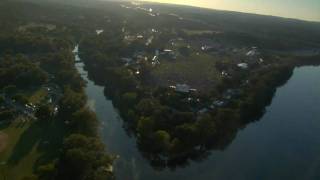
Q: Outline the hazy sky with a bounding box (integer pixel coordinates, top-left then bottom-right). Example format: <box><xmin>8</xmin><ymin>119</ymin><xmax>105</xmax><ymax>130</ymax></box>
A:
<box><xmin>139</xmin><ymin>0</ymin><xmax>320</xmax><ymax>22</ymax></box>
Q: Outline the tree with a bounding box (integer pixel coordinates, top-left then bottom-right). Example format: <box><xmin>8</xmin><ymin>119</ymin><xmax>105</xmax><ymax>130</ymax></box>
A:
<box><xmin>21</xmin><ymin>175</ymin><xmax>39</xmax><ymax>180</ymax></box>
<box><xmin>57</xmin><ymin>134</ymin><xmax>113</xmax><ymax>180</ymax></box>
<box><xmin>61</xmin><ymin>148</ymin><xmax>90</xmax><ymax>179</ymax></box>
<box><xmin>153</xmin><ymin>130</ymin><xmax>171</xmax><ymax>152</ymax></box>
<box><xmin>137</xmin><ymin>117</ymin><xmax>154</xmax><ymax>137</ymax></box>
<box><xmin>59</xmin><ymin>87</ymin><xmax>86</xmax><ymax>117</ymax></box>
<box><xmin>0</xmin><ymin>109</ymin><xmax>16</xmax><ymax>120</ymax></box>
<box><xmin>175</xmin><ymin>123</ymin><xmax>198</xmax><ymax>147</ymax></box>
<box><xmin>92</xmin><ymin>168</ymin><xmax>114</xmax><ymax>180</ymax></box>
<box><xmin>12</xmin><ymin>93</ymin><xmax>29</xmax><ymax>104</ymax></box>
<box><xmin>70</xmin><ymin>108</ymin><xmax>98</xmax><ymax>137</ymax></box>
<box><xmin>3</xmin><ymin>85</ymin><xmax>16</xmax><ymax>95</ymax></box>
<box><xmin>55</xmin><ymin>70</ymin><xmax>84</xmax><ymax>90</ymax></box>
<box><xmin>196</xmin><ymin>114</ymin><xmax>217</xmax><ymax>143</ymax></box>
<box><xmin>37</xmin><ymin>163</ymin><xmax>56</xmax><ymax>180</ymax></box>
<box><xmin>135</xmin><ymin>98</ymin><xmax>161</xmax><ymax>116</ymax></box>
<box><xmin>121</xmin><ymin>92</ymin><xmax>137</xmax><ymax>108</ymax></box>
<box><xmin>35</xmin><ymin>104</ymin><xmax>54</xmax><ymax>121</ymax></box>
<box><xmin>170</xmin><ymin>138</ymin><xmax>184</xmax><ymax>154</ymax></box>
<box><xmin>0</xmin><ymin>96</ymin><xmax>4</xmax><ymax>104</ymax></box>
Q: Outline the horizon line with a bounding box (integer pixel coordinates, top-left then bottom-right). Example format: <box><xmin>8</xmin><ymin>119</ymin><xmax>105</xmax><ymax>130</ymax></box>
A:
<box><xmin>136</xmin><ymin>0</ymin><xmax>320</xmax><ymax>23</ymax></box>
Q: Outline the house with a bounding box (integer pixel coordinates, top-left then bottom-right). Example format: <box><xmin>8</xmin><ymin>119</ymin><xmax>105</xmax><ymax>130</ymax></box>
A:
<box><xmin>225</xmin><ymin>89</ymin><xmax>241</xmax><ymax>97</ymax></box>
<box><xmin>151</xmin><ymin>56</ymin><xmax>160</xmax><ymax>66</ymax></box>
<box><xmin>222</xmin><ymin>89</ymin><xmax>240</xmax><ymax>100</ymax></box>
<box><xmin>221</xmin><ymin>70</ymin><xmax>229</xmax><ymax>77</ymax></box>
<box><xmin>162</xmin><ymin>49</ymin><xmax>174</xmax><ymax>55</ymax></box>
<box><xmin>176</xmin><ymin>84</ymin><xmax>190</xmax><ymax>93</ymax></box>
<box><xmin>152</xmin><ymin>56</ymin><xmax>158</xmax><ymax>61</ymax></box>
<box><xmin>198</xmin><ymin>108</ymin><xmax>208</xmax><ymax>114</ymax></box>
<box><xmin>124</xmin><ymin>35</ymin><xmax>136</xmax><ymax>42</ymax></box>
<box><xmin>121</xmin><ymin>57</ymin><xmax>134</xmax><ymax>66</ymax></box>
<box><xmin>96</xmin><ymin>29</ymin><xmax>104</xmax><ymax>35</ymax></box>
<box><xmin>146</xmin><ymin>36</ymin><xmax>154</xmax><ymax>46</ymax></box>
<box><xmin>237</xmin><ymin>63</ymin><xmax>248</xmax><ymax>69</ymax></box>
<box><xmin>259</xmin><ymin>58</ymin><xmax>264</xmax><ymax>63</ymax></box>
<box><xmin>163</xmin><ymin>49</ymin><xmax>173</xmax><ymax>53</ymax></box>
<box><xmin>155</xmin><ymin>49</ymin><xmax>160</xmax><ymax>56</ymax></box>
<box><xmin>73</xmin><ymin>45</ymin><xmax>79</xmax><ymax>54</ymax></box>
<box><xmin>169</xmin><ymin>85</ymin><xmax>176</xmax><ymax>89</ymax></box>
<box><xmin>161</xmin><ymin>49</ymin><xmax>176</xmax><ymax>59</ymax></box>
<box><xmin>54</xmin><ymin>106</ymin><xmax>59</xmax><ymax>115</ymax></box>
<box><xmin>212</xmin><ymin>100</ymin><xmax>227</xmax><ymax>107</ymax></box>
<box><xmin>121</xmin><ymin>57</ymin><xmax>133</xmax><ymax>64</ymax></box>
<box><xmin>189</xmin><ymin>88</ymin><xmax>197</xmax><ymax>92</ymax></box>
<box><xmin>246</xmin><ymin>47</ymin><xmax>260</xmax><ymax>57</ymax></box>
<box><xmin>133</xmin><ymin>51</ymin><xmax>147</xmax><ymax>62</ymax></box>
<box><xmin>201</xmin><ymin>45</ymin><xmax>213</xmax><ymax>51</ymax></box>
<box><xmin>246</xmin><ymin>50</ymin><xmax>256</xmax><ymax>56</ymax></box>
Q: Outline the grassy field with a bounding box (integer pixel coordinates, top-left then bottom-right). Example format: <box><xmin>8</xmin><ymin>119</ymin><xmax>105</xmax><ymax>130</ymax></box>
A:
<box><xmin>152</xmin><ymin>53</ymin><xmax>222</xmax><ymax>92</ymax></box>
<box><xmin>0</xmin><ymin>117</ymin><xmax>39</xmax><ymax>180</ymax></box>
<box><xmin>0</xmin><ymin>115</ymin><xmax>66</xmax><ymax>179</ymax></box>
<box><xmin>0</xmin><ymin>82</ymin><xmax>63</xmax><ymax>179</ymax></box>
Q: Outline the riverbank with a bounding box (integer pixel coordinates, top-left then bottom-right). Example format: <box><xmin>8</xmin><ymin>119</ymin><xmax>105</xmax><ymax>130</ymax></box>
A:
<box><xmin>78</xmin><ymin>38</ymin><xmax>315</xmax><ymax>169</ymax></box>
<box><xmin>78</xmin><ymin>41</ymin><xmax>320</xmax><ymax>179</ymax></box>
<box><xmin>0</xmin><ymin>33</ymin><xmax>114</xmax><ymax>179</ymax></box>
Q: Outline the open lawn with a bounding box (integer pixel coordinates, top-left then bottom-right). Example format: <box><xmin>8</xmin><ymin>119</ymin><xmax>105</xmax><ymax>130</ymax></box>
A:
<box><xmin>0</xmin><ymin>116</ymin><xmax>66</xmax><ymax>180</ymax></box>
<box><xmin>151</xmin><ymin>53</ymin><xmax>222</xmax><ymax>92</ymax></box>
<box><xmin>0</xmin><ymin>117</ymin><xmax>38</xmax><ymax>180</ymax></box>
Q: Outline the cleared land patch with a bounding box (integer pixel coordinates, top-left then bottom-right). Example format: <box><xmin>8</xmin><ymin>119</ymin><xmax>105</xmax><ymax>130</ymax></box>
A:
<box><xmin>151</xmin><ymin>53</ymin><xmax>222</xmax><ymax>92</ymax></box>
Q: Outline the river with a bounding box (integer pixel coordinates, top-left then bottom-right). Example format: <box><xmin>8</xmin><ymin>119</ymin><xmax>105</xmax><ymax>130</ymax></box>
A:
<box><xmin>75</xmin><ymin>49</ymin><xmax>320</xmax><ymax>180</ymax></box>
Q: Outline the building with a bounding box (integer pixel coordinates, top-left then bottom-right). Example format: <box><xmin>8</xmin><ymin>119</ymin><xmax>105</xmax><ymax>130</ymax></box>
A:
<box><xmin>201</xmin><ymin>45</ymin><xmax>214</xmax><ymax>51</ymax></box>
<box><xmin>155</xmin><ymin>49</ymin><xmax>160</xmax><ymax>56</ymax></box>
<box><xmin>96</xmin><ymin>29</ymin><xmax>104</xmax><ymax>35</ymax></box>
<box><xmin>161</xmin><ymin>49</ymin><xmax>177</xmax><ymax>59</ymax></box>
<box><xmin>246</xmin><ymin>47</ymin><xmax>260</xmax><ymax>57</ymax></box>
<box><xmin>164</xmin><ymin>49</ymin><xmax>173</xmax><ymax>53</ymax></box>
<box><xmin>221</xmin><ymin>70</ymin><xmax>229</xmax><ymax>77</ymax></box>
<box><xmin>210</xmin><ymin>100</ymin><xmax>227</xmax><ymax>109</ymax></box>
<box><xmin>175</xmin><ymin>84</ymin><xmax>190</xmax><ymax>93</ymax></box>
<box><xmin>151</xmin><ymin>56</ymin><xmax>160</xmax><ymax>66</ymax></box>
<box><xmin>198</xmin><ymin>108</ymin><xmax>208</xmax><ymax>114</ymax></box>
<box><xmin>259</xmin><ymin>58</ymin><xmax>264</xmax><ymax>63</ymax></box>
<box><xmin>121</xmin><ymin>57</ymin><xmax>133</xmax><ymax>64</ymax></box>
<box><xmin>237</xmin><ymin>63</ymin><xmax>248</xmax><ymax>69</ymax></box>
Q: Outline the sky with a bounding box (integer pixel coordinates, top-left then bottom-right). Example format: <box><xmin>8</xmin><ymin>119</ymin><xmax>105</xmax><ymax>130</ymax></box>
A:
<box><xmin>139</xmin><ymin>0</ymin><xmax>320</xmax><ymax>22</ymax></box>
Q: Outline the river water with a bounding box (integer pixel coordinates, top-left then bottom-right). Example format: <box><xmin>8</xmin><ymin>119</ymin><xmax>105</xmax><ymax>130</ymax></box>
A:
<box><xmin>75</xmin><ymin>49</ymin><xmax>320</xmax><ymax>180</ymax></box>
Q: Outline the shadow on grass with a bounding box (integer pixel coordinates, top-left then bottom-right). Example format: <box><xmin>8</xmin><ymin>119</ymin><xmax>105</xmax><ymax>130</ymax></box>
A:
<box><xmin>7</xmin><ymin>121</ymin><xmax>43</xmax><ymax>165</ymax></box>
<box><xmin>0</xmin><ymin>120</ymin><xmax>12</xmax><ymax>131</ymax></box>
<box><xmin>7</xmin><ymin>118</ymin><xmax>67</xmax><ymax>171</ymax></box>
<box><xmin>33</xmin><ymin>119</ymin><xmax>67</xmax><ymax>170</ymax></box>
